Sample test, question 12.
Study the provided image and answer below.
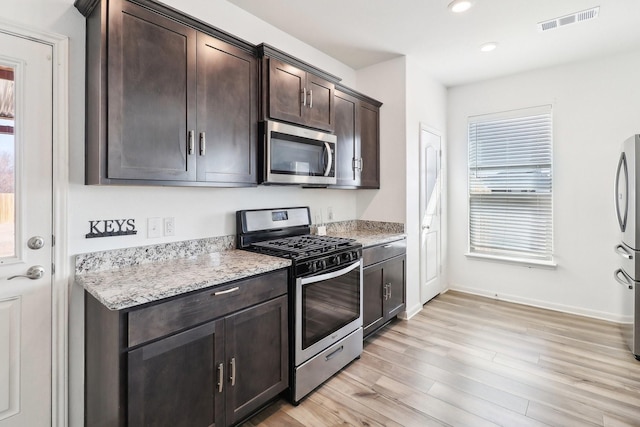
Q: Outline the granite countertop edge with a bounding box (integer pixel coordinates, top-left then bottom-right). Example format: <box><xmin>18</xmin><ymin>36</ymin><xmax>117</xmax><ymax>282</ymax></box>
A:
<box><xmin>76</xmin><ymin>250</ymin><xmax>291</xmax><ymax>311</ymax></box>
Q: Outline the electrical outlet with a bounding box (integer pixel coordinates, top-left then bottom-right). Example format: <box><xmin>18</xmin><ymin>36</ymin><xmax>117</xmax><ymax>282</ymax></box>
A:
<box><xmin>147</xmin><ymin>217</ymin><xmax>162</xmax><ymax>238</ymax></box>
<box><xmin>164</xmin><ymin>217</ymin><xmax>175</xmax><ymax>236</ymax></box>
<box><xmin>327</xmin><ymin>206</ymin><xmax>334</xmax><ymax>221</ymax></box>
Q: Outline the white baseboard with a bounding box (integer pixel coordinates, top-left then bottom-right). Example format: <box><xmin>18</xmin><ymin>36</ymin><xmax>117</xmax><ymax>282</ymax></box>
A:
<box><xmin>449</xmin><ymin>285</ymin><xmax>633</xmax><ymax>324</ymax></box>
<box><xmin>398</xmin><ymin>302</ymin><xmax>425</xmax><ymax>321</ymax></box>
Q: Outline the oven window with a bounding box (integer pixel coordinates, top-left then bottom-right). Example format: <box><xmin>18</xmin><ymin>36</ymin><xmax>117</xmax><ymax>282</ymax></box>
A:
<box><xmin>302</xmin><ymin>266</ymin><xmax>360</xmax><ymax>350</ymax></box>
<box><xmin>271</xmin><ymin>132</ymin><xmax>330</xmax><ymax>177</ymax></box>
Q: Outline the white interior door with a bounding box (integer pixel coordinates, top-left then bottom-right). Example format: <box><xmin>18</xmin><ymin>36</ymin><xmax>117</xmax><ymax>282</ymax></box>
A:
<box><xmin>420</xmin><ymin>125</ymin><xmax>443</xmax><ymax>304</ymax></box>
<box><xmin>0</xmin><ymin>32</ymin><xmax>53</xmax><ymax>427</ymax></box>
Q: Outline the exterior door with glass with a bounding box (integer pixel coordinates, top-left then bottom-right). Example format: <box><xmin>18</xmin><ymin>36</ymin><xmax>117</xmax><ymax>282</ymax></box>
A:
<box><xmin>420</xmin><ymin>125</ymin><xmax>443</xmax><ymax>304</ymax></box>
<box><xmin>0</xmin><ymin>32</ymin><xmax>53</xmax><ymax>427</ymax></box>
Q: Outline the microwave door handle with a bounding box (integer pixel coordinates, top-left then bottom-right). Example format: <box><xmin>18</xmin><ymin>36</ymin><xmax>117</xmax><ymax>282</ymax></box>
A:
<box><xmin>323</xmin><ymin>142</ymin><xmax>333</xmax><ymax>177</ymax></box>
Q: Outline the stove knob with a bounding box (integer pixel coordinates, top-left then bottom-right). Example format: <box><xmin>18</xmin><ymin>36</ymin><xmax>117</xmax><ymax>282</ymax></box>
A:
<box><xmin>308</xmin><ymin>261</ymin><xmax>316</xmax><ymax>273</ymax></box>
<box><xmin>351</xmin><ymin>251</ymin><xmax>359</xmax><ymax>261</ymax></box>
<box><xmin>342</xmin><ymin>252</ymin><xmax>352</xmax><ymax>262</ymax></box>
<box><xmin>334</xmin><ymin>255</ymin><xmax>341</xmax><ymax>266</ymax></box>
<box><xmin>317</xmin><ymin>260</ymin><xmax>326</xmax><ymax>271</ymax></box>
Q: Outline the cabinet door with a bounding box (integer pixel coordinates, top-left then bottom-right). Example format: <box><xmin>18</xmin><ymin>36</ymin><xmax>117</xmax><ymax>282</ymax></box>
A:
<box><xmin>224</xmin><ymin>296</ymin><xmax>288</xmax><ymax>425</ymax></box>
<box><xmin>383</xmin><ymin>255</ymin><xmax>406</xmax><ymax>320</ymax></box>
<box><xmin>128</xmin><ymin>320</ymin><xmax>225</xmax><ymax>427</ymax></box>
<box><xmin>305</xmin><ymin>73</ymin><xmax>335</xmax><ymax>132</ymax></box>
<box><xmin>363</xmin><ymin>264</ymin><xmax>385</xmax><ymax>337</ymax></box>
<box><xmin>334</xmin><ymin>90</ymin><xmax>358</xmax><ymax>187</ymax></box>
<box><xmin>107</xmin><ymin>0</ymin><xmax>196</xmax><ymax>181</ymax></box>
<box><xmin>359</xmin><ymin>101</ymin><xmax>380</xmax><ymax>188</ymax></box>
<box><xmin>268</xmin><ymin>58</ymin><xmax>306</xmax><ymax>125</ymax></box>
<box><xmin>196</xmin><ymin>33</ymin><xmax>257</xmax><ymax>185</ymax></box>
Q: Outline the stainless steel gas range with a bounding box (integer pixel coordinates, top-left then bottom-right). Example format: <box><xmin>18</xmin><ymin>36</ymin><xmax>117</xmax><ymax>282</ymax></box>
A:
<box><xmin>237</xmin><ymin>207</ymin><xmax>363</xmax><ymax>403</ymax></box>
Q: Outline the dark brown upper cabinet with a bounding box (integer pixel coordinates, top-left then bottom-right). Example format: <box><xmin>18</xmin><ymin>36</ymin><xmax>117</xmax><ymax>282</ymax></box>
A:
<box><xmin>78</xmin><ymin>0</ymin><xmax>258</xmax><ymax>186</ymax></box>
<box><xmin>259</xmin><ymin>44</ymin><xmax>339</xmax><ymax>133</ymax></box>
<box><xmin>333</xmin><ymin>85</ymin><xmax>382</xmax><ymax>189</ymax></box>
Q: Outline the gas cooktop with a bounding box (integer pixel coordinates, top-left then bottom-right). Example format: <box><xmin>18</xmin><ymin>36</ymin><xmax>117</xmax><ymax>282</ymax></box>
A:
<box><xmin>250</xmin><ymin>235</ymin><xmax>357</xmax><ymax>260</ymax></box>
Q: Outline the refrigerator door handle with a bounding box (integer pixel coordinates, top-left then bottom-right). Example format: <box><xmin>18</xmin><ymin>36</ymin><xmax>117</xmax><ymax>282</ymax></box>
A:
<box><xmin>615</xmin><ymin>152</ymin><xmax>629</xmax><ymax>232</ymax></box>
<box><xmin>615</xmin><ymin>244</ymin><xmax>633</xmax><ymax>260</ymax></box>
<box><xmin>614</xmin><ymin>268</ymin><xmax>634</xmax><ymax>290</ymax></box>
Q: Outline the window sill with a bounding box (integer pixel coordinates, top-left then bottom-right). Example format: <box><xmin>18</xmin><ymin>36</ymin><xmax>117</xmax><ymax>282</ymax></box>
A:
<box><xmin>465</xmin><ymin>253</ymin><xmax>557</xmax><ymax>269</ymax></box>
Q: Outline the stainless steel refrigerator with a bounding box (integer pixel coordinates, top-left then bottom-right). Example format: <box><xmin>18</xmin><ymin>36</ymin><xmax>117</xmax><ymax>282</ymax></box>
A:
<box><xmin>614</xmin><ymin>134</ymin><xmax>640</xmax><ymax>360</ymax></box>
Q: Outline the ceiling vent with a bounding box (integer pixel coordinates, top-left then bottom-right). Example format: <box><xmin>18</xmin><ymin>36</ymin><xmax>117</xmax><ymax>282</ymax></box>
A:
<box><xmin>537</xmin><ymin>6</ymin><xmax>600</xmax><ymax>32</ymax></box>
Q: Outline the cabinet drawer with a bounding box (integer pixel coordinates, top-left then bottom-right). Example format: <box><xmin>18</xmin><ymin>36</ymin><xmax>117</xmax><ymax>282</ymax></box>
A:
<box><xmin>363</xmin><ymin>239</ymin><xmax>406</xmax><ymax>267</ymax></box>
<box><xmin>128</xmin><ymin>269</ymin><xmax>288</xmax><ymax>347</ymax></box>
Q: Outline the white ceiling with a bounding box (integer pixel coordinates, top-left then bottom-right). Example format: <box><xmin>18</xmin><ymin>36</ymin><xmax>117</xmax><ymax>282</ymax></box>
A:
<box><xmin>227</xmin><ymin>0</ymin><xmax>640</xmax><ymax>87</ymax></box>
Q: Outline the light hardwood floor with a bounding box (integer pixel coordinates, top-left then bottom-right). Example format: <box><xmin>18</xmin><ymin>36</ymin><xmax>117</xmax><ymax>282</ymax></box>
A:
<box><xmin>241</xmin><ymin>290</ymin><xmax>640</xmax><ymax>427</ymax></box>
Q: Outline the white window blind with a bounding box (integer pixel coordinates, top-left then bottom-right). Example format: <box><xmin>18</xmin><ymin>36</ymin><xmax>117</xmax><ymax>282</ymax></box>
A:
<box><xmin>468</xmin><ymin>105</ymin><xmax>553</xmax><ymax>262</ymax></box>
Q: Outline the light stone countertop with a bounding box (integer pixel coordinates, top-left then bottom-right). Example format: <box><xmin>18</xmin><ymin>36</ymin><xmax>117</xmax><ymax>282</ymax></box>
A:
<box><xmin>76</xmin><ymin>250</ymin><xmax>291</xmax><ymax>311</ymax></box>
<box><xmin>327</xmin><ymin>230</ymin><xmax>406</xmax><ymax>248</ymax></box>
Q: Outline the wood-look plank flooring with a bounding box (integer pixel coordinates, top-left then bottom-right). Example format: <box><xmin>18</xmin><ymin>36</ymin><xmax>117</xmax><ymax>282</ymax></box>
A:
<box><xmin>241</xmin><ymin>291</ymin><xmax>640</xmax><ymax>427</ymax></box>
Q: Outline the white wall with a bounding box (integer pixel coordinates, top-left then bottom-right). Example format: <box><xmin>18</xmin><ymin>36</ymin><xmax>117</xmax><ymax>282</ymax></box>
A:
<box><xmin>448</xmin><ymin>49</ymin><xmax>640</xmax><ymax>322</ymax></box>
<box><xmin>405</xmin><ymin>57</ymin><xmax>447</xmax><ymax>316</ymax></box>
<box><xmin>356</xmin><ymin>56</ymin><xmax>448</xmax><ymax>319</ymax></box>
<box><xmin>355</xmin><ymin>56</ymin><xmax>407</xmax><ymax>223</ymax></box>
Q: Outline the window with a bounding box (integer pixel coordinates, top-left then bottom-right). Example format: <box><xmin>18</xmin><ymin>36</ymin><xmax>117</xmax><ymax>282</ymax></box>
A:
<box><xmin>468</xmin><ymin>105</ymin><xmax>553</xmax><ymax>264</ymax></box>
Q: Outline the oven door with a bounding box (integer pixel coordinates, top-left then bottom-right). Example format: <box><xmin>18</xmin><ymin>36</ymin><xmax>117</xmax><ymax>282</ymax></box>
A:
<box><xmin>295</xmin><ymin>260</ymin><xmax>362</xmax><ymax>366</ymax></box>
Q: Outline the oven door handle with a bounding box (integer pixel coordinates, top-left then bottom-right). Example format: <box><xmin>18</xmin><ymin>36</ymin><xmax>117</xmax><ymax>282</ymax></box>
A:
<box><xmin>300</xmin><ymin>260</ymin><xmax>361</xmax><ymax>286</ymax></box>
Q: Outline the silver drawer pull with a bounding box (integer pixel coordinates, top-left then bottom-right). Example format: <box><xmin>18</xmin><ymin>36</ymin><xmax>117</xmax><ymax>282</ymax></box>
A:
<box><xmin>615</xmin><ymin>244</ymin><xmax>633</xmax><ymax>260</ymax></box>
<box><xmin>325</xmin><ymin>345</ymin><xmax>344</xmax><ymax>361</ymax></box>
<box><xmin>213</xmin><ymin>286</ymin><xmax>239</xmax><ymax>296</ymax></box>
<box><xmin>383</xmin><ymin>244</ymin><xmax>393</xmax><ymax>248</ymax></box>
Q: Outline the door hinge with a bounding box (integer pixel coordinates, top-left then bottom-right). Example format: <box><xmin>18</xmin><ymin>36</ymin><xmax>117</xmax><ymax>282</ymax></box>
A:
<box><xmin>51</xmin><ymin>234</ymin><xmax>55</xmax><ymax>247</ymax></box>
<box><xmin>51</xmin><ymin>263</ymin><xmax>55</xmax><ymax>275</ymax></box>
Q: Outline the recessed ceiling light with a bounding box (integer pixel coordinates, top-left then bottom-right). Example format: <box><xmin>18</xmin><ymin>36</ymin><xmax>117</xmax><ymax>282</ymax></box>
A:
<box><xmin>480</xmin><ymin>42</ymin><xmax>498</xmax><ymax>52</ymax></box>
<box><xmin>448</xmin><ymin>0</ymin><xmax>473</xmax><ymax>13</ymax></box>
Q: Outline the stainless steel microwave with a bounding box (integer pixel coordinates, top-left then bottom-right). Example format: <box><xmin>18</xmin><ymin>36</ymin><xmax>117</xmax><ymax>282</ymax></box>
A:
<box><xmin>261</xmin><ymin>120</ymin><xmax>337</xmax><ymax>185</ymax></box>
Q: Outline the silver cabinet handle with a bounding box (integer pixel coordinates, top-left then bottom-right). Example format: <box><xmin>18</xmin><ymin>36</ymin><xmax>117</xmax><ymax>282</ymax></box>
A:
<box><xmin>302</xmin><ymin>87</ymin><xmax>306</xmax><ymax>107</ymax></box>
<box><xmin>199</xmin><ymin>132</ymin><xmax>206</xmax><ymax>156</ymax></box>
<box><xmin>217</xmin><ymin>363</ymin><xmax>224</xmax><ymax>393</ymax></box>
<box><xmin>8</xmin><ymin>265</ymin><xmax>45</xmax><ymax>280</ymax></box>
<box><xmin>213</xmin><ymin>286</ymin><xmax>239</xmax><ymax>296</ymax></box>
<box><xmin>188</xmin><ymin>130</ymin><xmax>195</xmax><ymax>155</ymax></box>
<box><xmin>230</xmin><ymin>357</ymin><xmax>236</xmax><ymax>386</ymax></box>
<box><xmin>614</xmin><ymin>268</ymin><xmax>634</xmax><ymax>290</ymax></box>
<box><xmin>615</xmin><ymin>244</ymin><xmax>633</xmax><ymax>260</ymax></box>
<box><xmin>359</xmin><ymin>158</ymin><xmax>364</xmax><ymax>172</ymax></box>
<box><xmin>308</xmin><ymin>89</ymin><xmax>313</xmax><ymax>108</ymax></box>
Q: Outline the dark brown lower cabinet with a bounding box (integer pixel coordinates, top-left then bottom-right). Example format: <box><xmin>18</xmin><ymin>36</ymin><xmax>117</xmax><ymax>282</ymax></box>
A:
<box><xmin>85</xmin><ymin>269</ymin><xmax>289</xmax><ymax>427</ymax></box>
<box><xmin>128</xmin><ymin>320</ymin><xmax>224</xmax><ymax>426</ymax></box>
<box><xmin>362</xmin><ymin>240</ymin><xmax>406</xmax><ymax>338</ymax></box>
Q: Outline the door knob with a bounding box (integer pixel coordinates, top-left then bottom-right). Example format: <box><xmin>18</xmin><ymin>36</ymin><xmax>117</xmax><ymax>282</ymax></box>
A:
<box><xmin>7</xmin><ymin>265</ymin><xmax>45</xmax><ymax>280</ymax></box>
<box><xmin>27</xmin><ymin>236</ymin><xmax>45</xmax><ymax>250</ymax></box>
<box><xmin>422</xmin><ymin>225</ymin><xmax>430</xmax><ymax>230</ymax></box>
